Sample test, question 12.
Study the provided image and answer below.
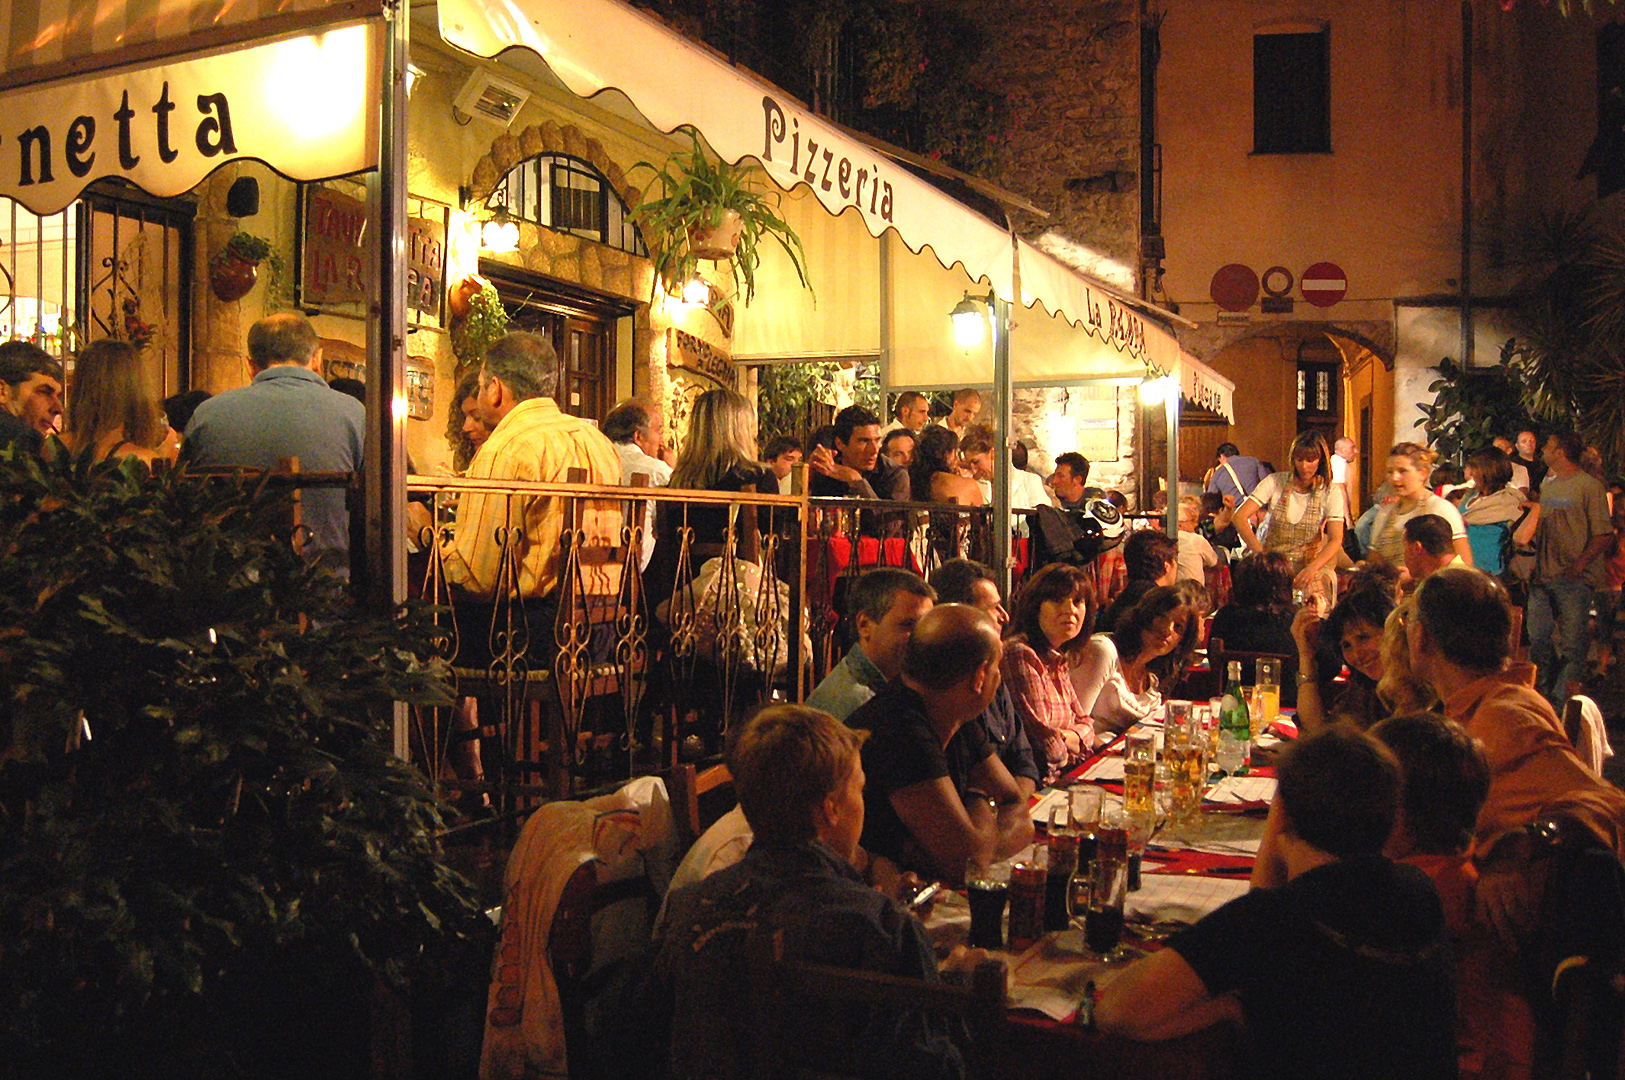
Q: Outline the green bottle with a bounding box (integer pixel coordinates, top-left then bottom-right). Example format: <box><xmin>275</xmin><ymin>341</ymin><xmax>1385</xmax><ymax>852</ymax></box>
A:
<box><xmin>1219</xmin><ymin>660</ymin><xmax>1251</xmax><ymax>776</ymax></box>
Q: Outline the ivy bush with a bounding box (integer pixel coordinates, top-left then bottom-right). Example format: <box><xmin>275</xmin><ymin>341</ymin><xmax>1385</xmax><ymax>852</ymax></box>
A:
<box><xmin>0</xmin><ymin>451</ymin><xmax>482</xmax><ymax>1078</ymax></box>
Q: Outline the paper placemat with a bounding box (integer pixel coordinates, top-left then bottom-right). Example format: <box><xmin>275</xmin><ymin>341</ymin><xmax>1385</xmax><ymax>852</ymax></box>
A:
<box><xmin>1205</xmin><ymin>775</ymin><xmax>1277</xmax><ymax>805</ymax></box>
<box><xmin>1126</xmin><ymin>873</ymin><xmax>1249</xmax><ymax>925</ymax></box>
<box><xmin>1082</xmin><ymin>756</ymin><xmax>1125</xmax><ymax>782</ymax></box>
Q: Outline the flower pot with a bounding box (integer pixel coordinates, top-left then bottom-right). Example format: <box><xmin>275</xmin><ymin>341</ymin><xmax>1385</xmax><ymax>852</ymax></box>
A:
<box><xmin>447</xmin><ymin>275</ymin><xmax>489</xmax><ymax>319</ymax></box>
<box><xmin>210</xmin><ymin>253</ymin><xmax>259</xmax><ymax>302</ymax></box>
<box><xmin>687</xmin><ymin>209</ymin><xmax>744</xmax><ymax>261</ymax></box>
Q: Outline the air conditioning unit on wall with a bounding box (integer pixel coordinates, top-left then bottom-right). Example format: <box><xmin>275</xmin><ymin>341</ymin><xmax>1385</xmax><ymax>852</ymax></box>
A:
<box><xmin>453</xmin><ymin>69</ymin><xmax>532</xmax><ymax>129</ymax></box>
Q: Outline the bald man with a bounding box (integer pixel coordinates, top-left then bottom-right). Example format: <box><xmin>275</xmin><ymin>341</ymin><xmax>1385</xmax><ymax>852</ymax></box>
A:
<box><xmin>847</xmin><ymin>603</ymin><xmax>1034</xmax><ymax>883</ymax></box>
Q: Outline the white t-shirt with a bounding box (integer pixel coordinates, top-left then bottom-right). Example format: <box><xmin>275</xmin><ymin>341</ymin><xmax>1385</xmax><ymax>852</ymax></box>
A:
<box><xmin>1070</xmin><ymin>634</ymin><xmax>1163</xmax><ymax>736</ymax></box>
<box><xmin>1509</xmin><ymin>460</ymin><xmax>1532</xmax><ymax>494</ymax></box>
<box><xmin>1178</xmin><ymin>530</ymin><xmax>1218</xmax><ymax>583</ymax></box>
<box><xmin>1245</xmin><ymin>473</ymin><xmax>1348</xmax><ymax>525</ymax></box>
<box><xmin>1330</xmin><ymin>454</ymin><xmax>1349</xmax><ymax>484</ymax></box>
<box><xmin>1010</xmin><ymin>468</ymin><xmax>1053</xmax><ymax>512</ymax></box>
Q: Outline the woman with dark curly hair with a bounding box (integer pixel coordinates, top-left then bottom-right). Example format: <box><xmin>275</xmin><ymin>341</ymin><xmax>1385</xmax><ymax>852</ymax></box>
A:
<box><xmin>908</xmin><ymin>425</ymin><xmax>982</xmax><ymax>506</ymax></box>
<box><xmin>445</xmin><ymin>369</ymin><xmax>491</xmax><ymax>473</ymax></box>
<box><xmin>1209</xmin><ymin>551</ymin><xmax>1301</xmax><ymax>704</ymax></box>
<box><xmin>1291</xmin><ymin>580</ymin><xmax>1397</xmax><ymax>732</ymax></box>
<box><xmin>1071</xmin><ymin>585</ymin><xmax>1202</xmax><ymax>736</ymax></box>
<box><xmin>1001</xmin><ymin>563</ymin><xmax>1096</xmax><ymax>783</ymax></box>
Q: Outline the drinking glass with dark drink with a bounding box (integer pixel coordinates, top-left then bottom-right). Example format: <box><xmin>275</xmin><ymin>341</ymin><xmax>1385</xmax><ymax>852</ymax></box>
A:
<box><xmin>1087</xmin><ymin>809</ymin><xmax>1131</xmax><ymax>957</ymax></box>
<box><xmin>965</xmin><ymin>858</ymin><xmax>1010</xmax><ymax>950</ymax></box>
<box><xmin>1045</xmin><ymin>827</ymin><xmax>1080</xmax><ymax>932</ymax></box>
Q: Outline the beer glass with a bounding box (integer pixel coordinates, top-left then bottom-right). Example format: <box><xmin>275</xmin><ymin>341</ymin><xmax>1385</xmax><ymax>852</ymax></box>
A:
<box><xmin>965</xmin><ymin>858</ymin><xmax>1010</xmax><ymax>949</ymax></box>
<box><xmin>1122</xmin><ymin>731</ymin><xmax>1156</xmax><ymax>819</ymax></box>
<box><xmin>1255</xmin><ymin>658</ymin><xmax>1281</xmax><ymax>734</ymax></box>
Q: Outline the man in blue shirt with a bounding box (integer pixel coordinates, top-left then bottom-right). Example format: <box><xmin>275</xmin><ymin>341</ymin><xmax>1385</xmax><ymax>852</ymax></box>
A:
<box><xmin>807</xmin><ymin>568</ymin><xmax>935</xmax><ymax>721</ymax></box>
<box><xmin>183</xmin><ymin>312</ymin><xmax>365</xmax><ymax>573</ymax></box>
<box><xmin>1205</xmin><ymin>441</ymin><xmax>1272</xmax><ymax>503</ymax></box>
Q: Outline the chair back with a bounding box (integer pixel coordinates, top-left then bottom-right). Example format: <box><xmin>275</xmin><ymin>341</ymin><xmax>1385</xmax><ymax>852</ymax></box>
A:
<box><xmin>1525</xmin><ymin>840</ymin><xmax>1625</xmax><ymax>1080</ymax></box>
<box><xmin>670</xmin><ymin>762</ymin><xmax>735</xmax><ymax>852</ymax></box>
<box><xmin>1208</xmin><ymin>638</ymin><xmax>1294</xmax><ymax>686</ymax></box>
<box><xmin>746</xmin><ymin>927</ymin><xmax>1005</xmax><ymax>1079</ymax></box>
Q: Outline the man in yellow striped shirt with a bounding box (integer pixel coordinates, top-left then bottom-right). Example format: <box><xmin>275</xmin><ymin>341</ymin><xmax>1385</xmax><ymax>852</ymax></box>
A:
<box><xmin>440</xmin><ymin>332</ymin><xmax>621</xmax><ymax>659</ymax></box>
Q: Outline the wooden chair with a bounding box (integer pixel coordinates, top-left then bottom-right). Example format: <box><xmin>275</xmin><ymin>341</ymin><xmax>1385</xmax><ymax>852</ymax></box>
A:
<box><xmin>669</xmin><ymin>762</ymin><xmax>734</xmax><ymax>852</ymax></box>
<box><xmin>747</xmin><ymin>927</ymin><xmax>1007</xmax><ymax>1079</ymax></box>
<box><xmin>1207</xmin><ymin>638</ymin><xmax>1294</xmax><ymax>687</ymax></box>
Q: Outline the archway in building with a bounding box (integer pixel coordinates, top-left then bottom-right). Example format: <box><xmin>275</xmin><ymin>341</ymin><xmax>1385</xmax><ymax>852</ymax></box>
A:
<box><xmin>1180</xmin><ymin>326</ymin><xmax>1392</xmax><ymax>507</ymax></box>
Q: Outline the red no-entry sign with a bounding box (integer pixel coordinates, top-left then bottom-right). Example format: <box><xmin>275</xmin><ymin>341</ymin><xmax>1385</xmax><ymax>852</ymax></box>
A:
<box><xmin>1300</xmin><ymin>262</ymin><xmax>1348</xmax><ymax>307</ymax></box>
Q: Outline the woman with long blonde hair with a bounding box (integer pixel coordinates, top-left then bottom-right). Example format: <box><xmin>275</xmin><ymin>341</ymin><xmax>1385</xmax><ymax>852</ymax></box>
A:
<box><xmin>669</xmin><ymin>388</ymin><xmax>760</xmax><ymax>490</ymax></box>
<box><xmin>1234</xmin><ymin>430</ymin><xmax>1345</xmax><ymax>600</ymax></box>
<box><xmin>653</xmin><ymin>389</ymin><xmax>777</xmax><ymax>603</ymax></box>
<box><xmin>62</xmin><ymin>339</ymin><xmax>178</xmax><ymax>465</ymax></box>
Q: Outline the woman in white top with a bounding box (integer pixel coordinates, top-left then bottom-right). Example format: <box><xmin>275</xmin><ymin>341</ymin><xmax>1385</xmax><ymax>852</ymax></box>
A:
<box><xmin>1233</xmin><ymin>430</ymin><xmax>1345</xmax><ymax>599</ymax></box>
<box><xmin>1070</xmin><ymin>584</ymin><xmax>1202</xmax><ymax>736</ymax></box>
<box><xmin>1364</xmin><ymin>442</ymin><xmax>1473</xmax><ymax>569</ymax></box>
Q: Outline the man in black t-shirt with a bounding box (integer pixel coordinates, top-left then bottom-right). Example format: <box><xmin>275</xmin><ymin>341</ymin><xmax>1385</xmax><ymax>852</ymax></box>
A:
<box><xmin>848</xmin><ymin>604</ymin><xmax>1033</xmax><ymax>884</ymax></box>
<box><xmin>1098</xmin><ymin>727</ymin><xmax>1458</xmax><ymax>1080</ymax></box>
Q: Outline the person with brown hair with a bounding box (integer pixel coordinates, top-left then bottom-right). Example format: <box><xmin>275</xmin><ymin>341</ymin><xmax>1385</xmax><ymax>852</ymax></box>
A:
<box><xmin>0</xmin><ymin>340</ymin><xmax>63</xmax><ymax>453</ymax></box>
<box><xmin>1001</xmin><ymin>563</ymin><xmax>1097</xmax><ymax>782</ymax></box>
<box><xmin>62</xmin><ymin>339</ymin><xmax>177</xmax><ymax>466</ymax></box>
<box><xmin>1100</xmin><ymin>727</ymin><xmax>1458</xmax><ymax>1080</ymax></box>
<box><xmin>444</xmin><ymin>369</ymin><xmax>491</xmax><ymax>473</ymax></box>
<box><xmin>645</xmin><ymin>704</ymin><xmax>966</xmax><ymax>1080</ymax></box>
<box><xmin>1235</xmin><ymin>430</ymin><xmax>1347</xmax><ymax>600</ymax></box>
<box><xmin>1408</xmin><ymin>568</ymin><xmax>1625</xmax><ymax>945</ymax></box>
<box><xmin>1071</xmin><ymin>584</ymin><xmax>1200</xmax><ymax>737</ymax></box>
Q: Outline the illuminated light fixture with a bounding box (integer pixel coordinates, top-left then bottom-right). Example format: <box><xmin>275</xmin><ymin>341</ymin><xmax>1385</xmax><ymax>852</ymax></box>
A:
<box><xmin>1138</xmin><ymin>370</ymin><xmax>1173</xmax><ymax>405</ymax></box>
<box><xmin>405</xmin><ymin>62</ymin><xmax>427</xmax><ymax>98</ymax></box>
<box><xmin>950</xmin><ymin>293</ymin><xmax>989</xmax><ymax>348</ymax></box>
<box><xmin>480</xmin><ymin>208</ymin><xmax>519</xmax><ymax>253</ymax></box>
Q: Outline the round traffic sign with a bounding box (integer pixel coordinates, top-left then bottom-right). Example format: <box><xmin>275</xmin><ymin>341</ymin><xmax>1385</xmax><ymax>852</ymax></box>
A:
<box><xmin>1209</xmin><ymin>264</ymin><xmax>1259</xmax><ymax>312</ymax></box>
<box><xmin>1300</xmin><ymin>262</ymin><xmax>1348</xmax><ymax>307</ymax></box>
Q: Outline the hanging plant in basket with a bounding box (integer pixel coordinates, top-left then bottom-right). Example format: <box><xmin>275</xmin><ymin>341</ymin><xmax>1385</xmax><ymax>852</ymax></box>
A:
<box><xmin>632</xmin><ymin>127</ymin><xmax>811</xmax><ymax>306</ymax></box>
<box><xmin>448</xmin><ymin>277</ymin><xmax>510</xmax><ymax>372</ymax></box>
<box><xmin>209</xmin><ymin>231</ymin><xmax>284</xmax><ymax>304</ymax></box>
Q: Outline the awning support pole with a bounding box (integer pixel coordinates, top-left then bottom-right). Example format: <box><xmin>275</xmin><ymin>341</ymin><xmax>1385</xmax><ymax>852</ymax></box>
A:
<box><xmin>993</xmin><ymin>232</ymin><xmax>1017</xmax><ymax>599</ymax></box>
<box><xmin>367</xmin><ymin>1</ymin><xmax>410</xmax><ymax>756</ymax></box>
<box><xmin>1165</xmin><ymin>386</ymin><xmax>1180</xmax><ymax>539</ymax></box>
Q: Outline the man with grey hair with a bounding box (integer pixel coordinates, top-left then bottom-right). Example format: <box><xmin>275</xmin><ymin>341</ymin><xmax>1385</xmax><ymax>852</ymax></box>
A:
<box><xmin>601</xmin><ymin>397</ymin><xmax>671</xmax><ymax>570</ymax></box>
<box><xmin>439</xmin><ymin>331</ymin><xmax>620</xmax><ymax>617</ymax></box>
<box><xmin>183</xmin><ymin>311</ymin><xmax>364</xmax><ymax>570</ymax></box>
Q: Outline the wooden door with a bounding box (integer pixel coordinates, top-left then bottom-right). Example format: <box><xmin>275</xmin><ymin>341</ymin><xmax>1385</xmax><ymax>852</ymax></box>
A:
<box><xmin>483</xmin><ymin>263</ymin><xmax>629</xmax><ymax>424</ymax></box>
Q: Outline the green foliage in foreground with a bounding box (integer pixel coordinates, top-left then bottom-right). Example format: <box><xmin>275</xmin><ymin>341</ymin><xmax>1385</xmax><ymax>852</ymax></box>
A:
<box><xmin>0</xmin><ymin>450</ymin><xmax>482</xmax><ymax>1077</ymax></box>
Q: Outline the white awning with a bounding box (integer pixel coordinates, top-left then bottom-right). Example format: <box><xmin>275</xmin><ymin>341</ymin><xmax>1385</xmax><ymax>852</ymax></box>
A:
<box><xmin>0</xmin><ymin>0</ymin><xmax>380</xmax><ymax>90</ymax></box>
<box><xmin>439</xmin><ymin>0</ymin><xmax>1013</xmax><ymax>301</ymax></box>
<box><xmin>0</xmin><ymin>20</ymin><xmax>383</xmax><ymax>215</ymax></box>
<box><xmin>437</xmin><ymin>0</ymin><xmax>1226</xmax><ymax>416</ymax></box>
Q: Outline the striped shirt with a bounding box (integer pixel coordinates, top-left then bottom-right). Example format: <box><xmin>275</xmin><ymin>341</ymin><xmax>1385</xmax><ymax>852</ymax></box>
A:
<box><xmin>442</xmin><ymin>397</ymin><xmax>621</xmax><ymax>599</ymax></box>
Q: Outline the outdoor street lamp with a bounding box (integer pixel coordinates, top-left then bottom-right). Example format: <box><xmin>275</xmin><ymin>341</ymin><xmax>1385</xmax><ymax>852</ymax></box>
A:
<box><xmin>950</xmin><ymin>291</ymin><xmax>994</xmax><ymax>348</ymax></box>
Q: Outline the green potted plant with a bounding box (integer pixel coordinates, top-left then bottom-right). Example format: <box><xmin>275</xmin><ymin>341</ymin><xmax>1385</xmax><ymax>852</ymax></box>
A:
<box><xmin>210</xmin><ymin>230</ymin><xmax>284</xmax><ymax>304</ymax></box>
<box><xmin>633</xmin><ymin>128</ymin><xmax>811</xmax><ymax>305</ymax></box>
<box><xmin>0</xmin><ymin>452</ymin><xmax>486</xmax><ymax>1078</ymax></box>
<box><xmin>449</xmin><ymin>277</ymin><xmax>511</xmax><ymax>372</ymax></box>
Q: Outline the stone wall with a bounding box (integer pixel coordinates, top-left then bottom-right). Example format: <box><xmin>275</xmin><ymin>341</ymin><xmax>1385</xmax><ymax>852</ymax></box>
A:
<box><xmin>943</xmin><ymin>0</ymin><xmax>1143</xmax><ymax>279</ymax></box>
<box><xmin>1011</xmin><ymin>384</ymin><xmax>1139</xmax><ymax>509</ymax></box>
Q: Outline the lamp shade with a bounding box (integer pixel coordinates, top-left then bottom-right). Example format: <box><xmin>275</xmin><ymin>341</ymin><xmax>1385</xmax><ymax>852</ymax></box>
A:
<box><xmin>950</xmin><ymin>295</ymin><xmax>986</xmax><ymax>348</ymax></box>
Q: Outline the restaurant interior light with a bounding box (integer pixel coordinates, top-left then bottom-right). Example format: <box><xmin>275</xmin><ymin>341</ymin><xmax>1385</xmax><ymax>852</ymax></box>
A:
<box><xmin>950</xmin><ymin>294</ymin><xmax>987</xmax><ymax>348</ymax></box>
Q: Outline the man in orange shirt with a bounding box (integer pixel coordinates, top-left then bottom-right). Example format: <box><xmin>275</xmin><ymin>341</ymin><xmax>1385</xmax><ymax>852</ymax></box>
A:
<box><xmin>1407</xmin><ymin>568</ymin><xmax>1625</xmax><ymax>945</ymax></box>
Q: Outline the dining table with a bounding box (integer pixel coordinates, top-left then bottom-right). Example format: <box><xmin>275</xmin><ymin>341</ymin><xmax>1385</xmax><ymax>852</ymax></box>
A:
<box><xmin>925</xmin><ymin>720</ymin><xmax>1285</xmax><ymax>1080</ymax></box>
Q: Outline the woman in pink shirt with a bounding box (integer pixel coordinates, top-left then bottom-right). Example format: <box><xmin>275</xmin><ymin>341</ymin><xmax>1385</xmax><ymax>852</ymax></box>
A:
<box><xmin>1001</xmin><ymin>563</ymin><xmax>1097</xmax><ymax>784</ymax></box>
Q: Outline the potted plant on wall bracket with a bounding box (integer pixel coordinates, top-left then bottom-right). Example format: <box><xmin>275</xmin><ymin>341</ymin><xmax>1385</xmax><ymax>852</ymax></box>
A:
<box><xmin>448</xmin><ymin>276</ymin><xmax>510</xmax><ymax>375</ymax></box>
<box><xmin>209</xmin><ymin>230</ymin><xmax>284</xmax><ymax>304</ymax></box>
<box><xmin>632</xmin><ymin>127</ymin><xmax>812</xmax><ymax>306</ymax></box>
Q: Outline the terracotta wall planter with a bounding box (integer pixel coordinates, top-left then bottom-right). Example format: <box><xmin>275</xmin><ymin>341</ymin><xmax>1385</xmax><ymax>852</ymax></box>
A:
<box><xmin>210</xmin><ymin>254</ymin><xmax>259</xmax><ymax>303</ymax></box>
